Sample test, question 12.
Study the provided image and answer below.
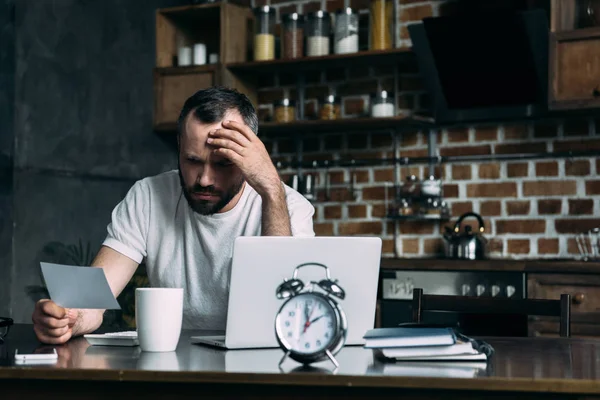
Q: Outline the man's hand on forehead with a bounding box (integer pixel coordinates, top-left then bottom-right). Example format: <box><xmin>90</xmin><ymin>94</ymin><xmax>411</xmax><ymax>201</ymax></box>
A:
<box><xmin>206</xmin><ymin>120</ymin><xmax>281</xmax><ymax>198</ymax></box>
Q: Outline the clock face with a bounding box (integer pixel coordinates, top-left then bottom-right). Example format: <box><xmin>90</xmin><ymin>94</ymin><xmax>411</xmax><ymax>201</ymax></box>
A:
<box><xmin>276</xmin><ymin>293</ymin><xmax>338</xmax><ymax>355</ymax></box>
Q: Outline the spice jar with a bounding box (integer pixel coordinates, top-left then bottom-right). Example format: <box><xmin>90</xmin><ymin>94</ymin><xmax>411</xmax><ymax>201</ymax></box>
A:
<box><xmin>282</xmin><ymin>13</ymin><xmax>304</xmax><ymax>59</ymax></box>
<box><xmin>253</xmin><ymin>6</ymin><xmax>276</xmax><ymax>61</ymax></box>
<box><xmin>370</xmin><ymin>0</ymin><xmax>394</xmax><ymax>50</ymax></box>
<box><xmin>319</xmin><ymin>95</ymin><xmax>341</xmax><ymax>120</ymax></box>
<box><xmin>273</xmin><ymin>98</ymin><xmax>296</xmax><ymax>123</ymax></box>
<box><xmin>401</xmin><ymin>175</ymin><xmax>420</xmax><ymax>199</ymax></box>
<box><xmin>334</xmin><ymin>7</ymin><xmax>359</xmax><ymax>54</ymax></box>
<box><xmin>371</xmin><ymin>90</ymin><xmax>395</xmax><ymax>117</ymax></box>
<box><xmin>306</xmin><ymin>10</ymin><xmax>331</xmax><ymax>57</ymax></box>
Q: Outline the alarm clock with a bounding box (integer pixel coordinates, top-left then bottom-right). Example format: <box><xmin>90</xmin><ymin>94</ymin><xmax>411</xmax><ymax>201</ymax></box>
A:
<box><xmin>274</xmin><ymin>262</ymin><xmax>347</xmax><ymax>368</ymax></box>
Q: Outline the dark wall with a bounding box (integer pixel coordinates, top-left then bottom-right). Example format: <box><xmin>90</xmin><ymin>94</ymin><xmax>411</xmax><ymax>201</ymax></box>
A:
<box><xmin>0</xmin><ymin>0</ymin><xmax>15</xmax><ymax>318</ymax></box>
<box><xmin>5</xmin><ymin>0</ymin><xmax>188</xmax><ymax>323</ymax></box>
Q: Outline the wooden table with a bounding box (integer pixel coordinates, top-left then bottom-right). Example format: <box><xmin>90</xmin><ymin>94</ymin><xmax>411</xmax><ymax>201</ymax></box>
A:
<box><xmin>2</xmin><ymin>324</ymin><xmax>600</xmax><ymax>399</ymax></box>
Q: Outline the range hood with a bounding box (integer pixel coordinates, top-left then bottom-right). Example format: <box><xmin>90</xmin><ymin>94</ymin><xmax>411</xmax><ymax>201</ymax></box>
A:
<box><xmin>408</xmin><ymin>9</ymin><xmax>549</xmax><ymax>124</ymax></box>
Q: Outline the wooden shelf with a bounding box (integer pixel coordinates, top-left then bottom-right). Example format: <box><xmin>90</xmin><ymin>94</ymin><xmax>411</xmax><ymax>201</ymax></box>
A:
<box><xmin>157</xmin><ymin>0</ymin><xmax>249</xmax><ymax>15</ymax></box>
<box><xmin>258</xmin><ymin>116</ymin><xmax>434</xmax><ymax>134</ymax></box>
<box><xmin>155</xmin><ymin>65</ymin><xmax>219</xmax><ymax>76</ymax></box>
<box><xmin>554</xmin><ymin>27</ymin><xmax>600</xmax><ymax>41</ymax></box>
<box><xmin>226</xmin><ymin>48</ymin><xmax>416</xmax><ymax>74</ymax></box>
<box><xmin>154</xmin><ymin>115</ymin><xmax>434</xmax><ymax>134</ymax></box>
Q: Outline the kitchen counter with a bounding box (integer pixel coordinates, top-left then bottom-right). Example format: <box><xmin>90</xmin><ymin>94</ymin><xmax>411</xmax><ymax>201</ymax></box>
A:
<box><xmin>381</xmin><ymin>258</ymin><xmax>600</xmax><ymax>274</ymax></box>
<box><xmin>4</xmin><ymin>324</ymin><xmax>600</xmax><ymax>399</ymax></box>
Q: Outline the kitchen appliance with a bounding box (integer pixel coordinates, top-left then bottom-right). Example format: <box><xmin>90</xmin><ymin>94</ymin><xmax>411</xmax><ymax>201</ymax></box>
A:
<box><xmin>443</xmin><ymin>212</ymin><xmax>488</xmax><ymax>260</ymax></box>
<box><xmin>379</xmin><ymin>270</ymin><xmax>527</xmax><ymax>336</ymax></box>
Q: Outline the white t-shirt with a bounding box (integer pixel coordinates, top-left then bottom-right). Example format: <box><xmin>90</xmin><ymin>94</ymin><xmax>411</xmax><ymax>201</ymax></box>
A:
<box><xmin>102</xmin><ymin>170</ymin><xmax>315</xmax><ymax>329</ymax></box>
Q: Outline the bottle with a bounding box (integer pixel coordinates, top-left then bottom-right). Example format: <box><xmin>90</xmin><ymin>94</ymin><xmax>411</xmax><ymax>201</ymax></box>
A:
<box><xmin>306</xmin><ymin>11</ymin><xmax>331</xmax><ymax>57</ymax></box>
<box><xmin>282</xmin><ymin>13</ymin><xmax>304</xmax><ymax>59</ymax></box>
<box><xmin>370</xmin><ymin>0</ymin><xmax>394</xmax><ymax>50</ymax></box>
<box><xmin>253</xmin><ymin>6</ymin><xmax>276</xmax><ymax>61</ymax></box>
<box><xmin>334</xmin><ymin>8</ymin><xmax>359</xmax><ymax>54</ymax></box>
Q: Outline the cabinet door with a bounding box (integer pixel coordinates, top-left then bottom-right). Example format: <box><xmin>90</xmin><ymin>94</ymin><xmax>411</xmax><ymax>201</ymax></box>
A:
<box><xmin>153</xmin><ymin>69</ymin><xmax>217</xmax><ymax>130</ymax></box>
<box><xmin>549</xmin><ymin>28</ymin><xmax>600</xmax><ymax>110</ymax></box>
<box><xmin>528</xmin><ymin>273</ymin><xmax>600</xmax><ymax>338</ymax></box>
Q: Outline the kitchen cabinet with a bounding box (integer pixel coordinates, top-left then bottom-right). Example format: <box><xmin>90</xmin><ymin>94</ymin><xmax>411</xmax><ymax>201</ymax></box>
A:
<box><xmin>548</xmin><ymin>0</ymin><xmax>600</xmax><ymax>110</ymax></box>
<box><xmin>527</xmin><ymin>273</ymin><xmax>600</xmax><ymax>338</ymax></box>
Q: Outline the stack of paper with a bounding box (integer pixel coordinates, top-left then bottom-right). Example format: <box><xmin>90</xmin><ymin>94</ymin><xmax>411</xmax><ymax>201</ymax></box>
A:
<box><xmin>363</xmin><ymin>327</ymin><xmax>488</xmax><ymax>361</ymax></box>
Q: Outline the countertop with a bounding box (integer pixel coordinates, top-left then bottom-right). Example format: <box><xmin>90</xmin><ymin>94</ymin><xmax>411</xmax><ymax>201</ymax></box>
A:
<box><xmin>3</xmin><ymin>324</ymin><xmax>600</xmax><ymax>395</ymax></box>
<box><xmin>381</xmin><ymin>258</ymin><xmax>600</xmax><ymax>273</ymax></box>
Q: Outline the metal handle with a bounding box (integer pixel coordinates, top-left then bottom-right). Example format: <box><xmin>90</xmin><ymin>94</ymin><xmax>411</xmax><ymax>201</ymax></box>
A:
<box><xmin>572</xmin><ymin>293</ymin><xmax>585</xmax><ymax>305</ymax></box>
<box><xmin>292</xmin><ymin>262</ymin><xmax>331</xmax><ymax>280</ymax></box>
<box><xmin>454</xmin><ymin>212</ymin><xmax>485</xmax><ymax>234</ymax></box>
<box><xmin>593</xmin><ymin>87</ymin><xmax>600</xmax><ymax>98</ymax></box>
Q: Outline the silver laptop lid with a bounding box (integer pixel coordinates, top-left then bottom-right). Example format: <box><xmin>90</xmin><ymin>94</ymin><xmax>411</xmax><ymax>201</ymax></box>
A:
<box><xmin>224</xmin><ymin>236</ymin><xmax>382</xmax><ymax>349</ymax></box>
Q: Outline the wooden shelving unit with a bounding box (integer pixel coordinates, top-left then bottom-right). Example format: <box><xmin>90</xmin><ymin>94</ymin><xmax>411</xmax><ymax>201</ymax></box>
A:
<box><xmin>153</xmin><ymin>2</ymin><xmax>253</xmax><ymax>127</ymax></box>
<box><xmin>152</xmin><ymin>3</ymin><xmax>422</xmax><ymax>134</ymax></box>
<box><xmin>226</xmin><ymin>48</ymin><xmax>415</xmax><ymax>74</ymax></box>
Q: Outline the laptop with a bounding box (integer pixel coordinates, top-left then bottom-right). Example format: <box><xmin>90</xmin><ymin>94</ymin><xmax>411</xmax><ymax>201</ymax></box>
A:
<box><xmin>191</xmin><ymin>236</ymin><xmax>382</xmax><ymax>349</ymax></box>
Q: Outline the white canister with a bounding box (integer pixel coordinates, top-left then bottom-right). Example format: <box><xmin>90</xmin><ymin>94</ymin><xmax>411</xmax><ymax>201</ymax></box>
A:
<box><xmin>371</xmin><ymin>90</ymin><xmax>395</xmax><ymax>117</ymax></box>
<box><xmin>178</xmin><ymin>46</ymin><xmax>192</xmax><ymax>66</ymax></box>
<box><xmin>193</xmin><ymin>43</ymin><xmax>207</xmax><ymax>65</ymax></box>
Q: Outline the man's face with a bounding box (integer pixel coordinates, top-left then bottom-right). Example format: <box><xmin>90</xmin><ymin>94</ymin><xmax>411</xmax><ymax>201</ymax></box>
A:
<box><xmin>178</xmin><ymin>110</ymin><xmax>245</xmax><ymax>215</ymax></box>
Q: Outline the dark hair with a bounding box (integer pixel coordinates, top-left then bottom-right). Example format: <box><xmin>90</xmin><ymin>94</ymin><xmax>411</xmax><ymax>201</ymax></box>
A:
<box><xmin>176</xmin><ymin>86</ymin><xmax>258</xmax><ymax>138</ymax></box>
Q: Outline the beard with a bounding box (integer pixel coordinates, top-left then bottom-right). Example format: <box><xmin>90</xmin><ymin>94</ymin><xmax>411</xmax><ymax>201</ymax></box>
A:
<box><xmin>178</xmin><ymin>167</ymin><xmax>245</xmax><ymax>215</ymax></box>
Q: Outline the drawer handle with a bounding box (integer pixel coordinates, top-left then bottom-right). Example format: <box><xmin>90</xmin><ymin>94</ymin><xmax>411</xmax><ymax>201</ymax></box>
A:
<box><xmin>572</xmin><ymin>293</ymin><xmax>585</xmax><ymax>305</ymax></box>
<box><xmin>593</xmin><ymin>86</ymin><xmax>600</xmax><ymax>98</ymax></box>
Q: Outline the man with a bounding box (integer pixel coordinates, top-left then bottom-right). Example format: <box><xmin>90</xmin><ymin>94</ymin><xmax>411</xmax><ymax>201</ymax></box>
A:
<box><xmin>32</xmin><ymin>87</ymin><xmax>315</xmax><ymax>344</ymax></box>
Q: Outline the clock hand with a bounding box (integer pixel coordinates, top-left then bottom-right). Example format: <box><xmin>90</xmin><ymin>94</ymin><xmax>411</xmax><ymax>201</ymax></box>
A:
<box><xmin>309</xmin><ymin>314</ymin><xmax>325</xmax><ymax>324</ymax></box>
<box><xmin>303</xmin><ymin>302</ymin><xmax>318</xmax><ymax>333</ymax></box>
<box><xmin>302</xmin><ymin>302</ymin><xmax>311</xmax><ymax>334</ymax></box>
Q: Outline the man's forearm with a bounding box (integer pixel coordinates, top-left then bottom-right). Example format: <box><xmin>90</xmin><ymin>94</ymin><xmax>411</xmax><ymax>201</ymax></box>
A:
<box><xmin>261</xmin><ymin>183</ymin><xmax>292</xmax><ymax>236</ymax></box>
<box><xmin>70</xmin><ymin>309</ymin><xmax>105</xmax><ymax>337</ymax></box>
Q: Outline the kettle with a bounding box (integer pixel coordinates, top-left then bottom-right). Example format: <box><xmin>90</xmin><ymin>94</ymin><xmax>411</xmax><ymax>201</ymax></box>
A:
<box><xmin>443</xmin><ymin>212</ymin><xmax>488</xmax><ymax>260</ymax></box>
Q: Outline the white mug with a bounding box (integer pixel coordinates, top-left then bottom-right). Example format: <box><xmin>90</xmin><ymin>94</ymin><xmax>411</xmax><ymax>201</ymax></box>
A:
<box><xmin>135</xmin><ymin>288</ymin><xmax>183</xmax><ymax>352</ymax></box>
<box><xmin>137</xmin><ymin>351</ymin><xmax>181</xmax><ymax>371</ymax></box>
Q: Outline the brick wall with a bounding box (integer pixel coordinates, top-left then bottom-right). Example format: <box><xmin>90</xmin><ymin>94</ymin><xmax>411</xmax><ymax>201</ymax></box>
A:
<box><xmin>252</xmin><ymin>0</ymin><xmax>600</xmax><ymax>259</ymax></box>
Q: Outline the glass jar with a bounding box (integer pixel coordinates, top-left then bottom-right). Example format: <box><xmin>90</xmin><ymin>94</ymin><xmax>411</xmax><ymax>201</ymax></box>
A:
<box><xmin>422</xmin><ymin>197</ymin><xmax>442</xmax><ymax>216</ymax></box>
<box><xmin>306</xmin><ymin>10</ymin><xmax>331</xmax><ymax>57</ymax></box>
<box><xmin>273</xmin><ymin>98</ymin><xmax>296</xmax><ymax>123</ymax></box>
<box><xmin>282</xmin><ymin>13</ymin><xmax>304</xmax><ymax>59</ymax></box>
<box><xmin>421</xmin><ymin>175</ymin><xmax>442</xmax><ymax>197</ymax></box>
<box><xmin>370</xmin><ymin>0</ymin><xmax>394</xmax><ymax>50</ymax></box>
<box><xmin>253</xmin><ymin>6</ymin><xmax>276</xmax><ymax>61</ymax></box>
<box><xmin>319</xmin><ymin>95</ymin><xmax>341</xmax><ymax>120</ymax></box>
<box><xmin>371</xmin><ymin>90</ymin><xmax>395</xmax><ymax>117</ymax></box>
<box><xmin>401</xmin><ymin>175</ymin><xmax>420</xmax><ymax>198</ymax></box>
<box><xmin>334</xmin><ymin>8</ymin><xmax>359</xmax><ymax>54</ymax></box>
<box><xmin>398</xmin><ymin>198</ymin><xmax>413</xmax><ymax>216</ymax></box>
